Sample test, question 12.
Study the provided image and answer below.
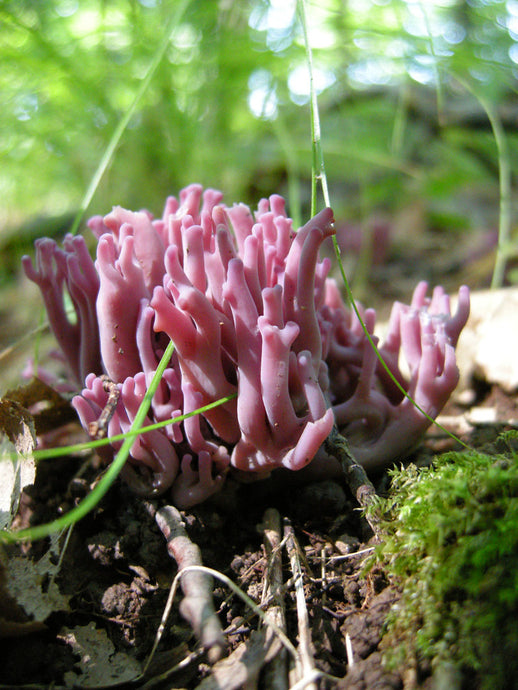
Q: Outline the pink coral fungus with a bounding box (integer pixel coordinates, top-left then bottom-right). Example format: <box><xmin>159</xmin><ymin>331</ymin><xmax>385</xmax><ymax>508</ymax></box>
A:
<box><xmin>23</xmin><ymin>184</ymin><xmax>469</xmax><ymax>508</ymax></box>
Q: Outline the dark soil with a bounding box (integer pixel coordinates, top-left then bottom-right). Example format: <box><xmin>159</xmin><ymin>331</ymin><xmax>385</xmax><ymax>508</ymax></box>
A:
<box><xmin>0</xmin><ymin>383</ymin><xmax>513</xmax><ymax>690</ymax></box>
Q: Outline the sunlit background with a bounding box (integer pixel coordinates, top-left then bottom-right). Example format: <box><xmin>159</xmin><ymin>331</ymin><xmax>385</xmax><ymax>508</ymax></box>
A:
<box><xmin>1</xmin><ymin>0</ymin><xmax>517</xmax><ymax>294</ymax></box>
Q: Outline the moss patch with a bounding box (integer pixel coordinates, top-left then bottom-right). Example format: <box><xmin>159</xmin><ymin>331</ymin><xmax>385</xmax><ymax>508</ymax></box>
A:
<box><xmin>370</xmin><ymin>435</ymin><xmax>518</xmax><ymax>689</ymax></box>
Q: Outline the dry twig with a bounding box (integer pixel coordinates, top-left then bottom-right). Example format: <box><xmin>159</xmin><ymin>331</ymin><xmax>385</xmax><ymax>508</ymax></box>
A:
<box><xmin>193</xmin><ymin>628</ymin><xmax>276</xmax><ymax>690</ymax></box>
<box><xmin>87</xmin><ymin>375</ymin><xmax>120</xmax><ymax>439</ymax></box>
<box><xmin>284</xmin><ymin>519</ymin><xmax>318</xmax><ymax>690</ymax></box>
<box><xmin>324</xmin><ymin>426</ymin><xmax>381</xmax><ymax>537</ymax></box>
<box><xmin>155</xmin><ymin>505</ymin><xmax>226</xmax><ymax>664</ymax></box>
<box><xmin>260</xmin><ymin>508</ymin><xmax>289</xmax><ymax>690</ymax></box>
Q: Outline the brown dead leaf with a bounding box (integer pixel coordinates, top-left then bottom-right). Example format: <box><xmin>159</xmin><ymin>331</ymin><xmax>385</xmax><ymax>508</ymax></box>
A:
<box><xmin>58</xmin><ymin>622</ymin><xmax>141</xmax><ymax>687</ymax></box>
<box><xmin>0</xmin><ymin>532</ymin><xmax>71</xmax><ymax>639</ymax></box>
<box><xmin>5</xmin><ymin>377</ymin><xmax>77</xmax><ymax>435</ymax></box>
<box><xmin>0</xmin><ymin>398</ymin><xmax>35</xmax><ymax>455</ymax></box>
<box><xmin>0</xmin><ymin>547</ymin><xmax>46</xmax><ymax>638</ymax></box>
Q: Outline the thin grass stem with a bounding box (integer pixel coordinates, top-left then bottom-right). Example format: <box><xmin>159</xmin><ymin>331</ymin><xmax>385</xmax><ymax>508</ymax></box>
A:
<box><xmin>450</xmin><ymin>75</ymin><xmax>512</xmax><ymax>289</ymax></box>
<box><xmin>273</xmin><ymin>113</ymin><xmax>302</xmax><ymax>229</ymax></box>
<box><xmin>297</xmin><ymin>0</ymin><xmax>330</xmax><ymax>214</ymax></box>
<box><xmin>417</xmin><ymin>0</ymin><xmax>445</xmax><ymax>126</ymax></box>
<box><xmin>29</xmin><ymin>392</ymin><xmax>237</xmax><ymax>462</ymax></box>
<box><xmin>484</xmin><ymin>100</ymin><xmax>512</xmax><ymax>289</ymax></box>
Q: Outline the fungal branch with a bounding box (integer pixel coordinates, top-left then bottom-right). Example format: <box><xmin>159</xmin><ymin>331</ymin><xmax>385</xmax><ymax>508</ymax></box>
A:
<box><xmin>21</xmin><ymin>184</ymin><xmax>469</xmax><ymax>520</ymax></box>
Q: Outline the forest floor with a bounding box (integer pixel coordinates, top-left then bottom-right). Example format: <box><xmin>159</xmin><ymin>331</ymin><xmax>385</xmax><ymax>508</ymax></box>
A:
<box><xmin>1</xmin><ymin>379</ymin><xmax>515</xmax><ymax>690</ymax></box>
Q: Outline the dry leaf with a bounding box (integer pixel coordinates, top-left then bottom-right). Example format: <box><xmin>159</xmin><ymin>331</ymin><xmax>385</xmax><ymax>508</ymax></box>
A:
<box><xmin>0</xmin><ymin>547</ymin><xmax>46</xmax><ymax>638</ymax></box>
<box><xmin>5</xmin><ymin>550</ymin><xmax>70</xmax><ymax>622</ymax></box>
<box><xmin>5</xmin><ymin>377</ymin><xmax>77</xmax><ymax>436</ymax></box>
<box><xmin>59</xmin><ymin>622</ymin><xmax>141</xmax><ymax>687</ymax></box>
<box><xmin>0</xmin><ymin>398</ymin><xmax>36</xmax><ymax>531</ymax></box>
<box><xmin>454</xmin><ymin>287</ymin><xmax>518</xmax><ymax>393</ymax></box>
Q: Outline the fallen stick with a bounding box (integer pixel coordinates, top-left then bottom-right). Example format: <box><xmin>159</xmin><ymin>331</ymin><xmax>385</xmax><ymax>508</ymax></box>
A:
<box><xmin>193</xmin><ymin>628</ymin><xmax>274</xmax><ymax>690</ymax></box>
<box><xmin>260</xmin><ymin>508</ymin><xmax>288</xmax><ymax>690</ymax></box>
<box><xmin>155</xmin><ymin>505</ymin><xmax>226</xmax><ymax>664</ymax></box>
<box><xmin>284</xmin><ymin>519</ymin><xmax>317</xmax><ymax>690</ymax></box>
<box><xmin>324</xmin><ymin>426</ymin><xmax>381</xmax><ymax>537</ymax></box>
<box><xmin>87</xmin><ymin>375</ymin><xmax>120</xmax><ymax>439</ymax></box>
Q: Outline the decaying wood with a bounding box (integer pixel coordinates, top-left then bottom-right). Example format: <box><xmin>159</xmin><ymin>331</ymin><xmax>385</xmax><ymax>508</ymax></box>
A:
<box><xmin>155</xmin><ymin>505</ymin><xmax>226</xmax><ymax>663</ymax></box>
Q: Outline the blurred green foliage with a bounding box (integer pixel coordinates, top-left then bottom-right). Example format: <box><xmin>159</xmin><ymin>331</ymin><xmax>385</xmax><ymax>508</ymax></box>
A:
<box><xmin>1</xmin><ymin>0</ymin><xmax>517</xmax><ymax>247</ymax></box>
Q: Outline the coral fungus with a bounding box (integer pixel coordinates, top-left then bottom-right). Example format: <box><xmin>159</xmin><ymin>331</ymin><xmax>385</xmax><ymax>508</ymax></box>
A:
<box><xmin>23</xmin><ymin>184</ymin><xmax>470</xmax><ymax>507</ymax></box>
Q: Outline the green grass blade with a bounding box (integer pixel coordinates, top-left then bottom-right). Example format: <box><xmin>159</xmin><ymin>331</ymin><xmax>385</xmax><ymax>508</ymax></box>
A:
<box><xmin>449</xmin><ymin>74</ymin><xmax>512</xmax><ymax>289</ymax></box>
<box><xmin>417</xmin><ymin>0</ymin><xmax>445</xmax><ymax>126</ymax></box>
<box><xmin>297</xmin><ymin>0</ymin><xmax>331</xmax><ymax>215</ymax></box>
<box><xmin>482</xmin><ymin>99</ymin><xmax>511</xmax><ymax>289</ymax></box>
<box><xmin>29</xmin><ymin>392</ymin><xmax>237</xmax><ymax>462</ymax></box>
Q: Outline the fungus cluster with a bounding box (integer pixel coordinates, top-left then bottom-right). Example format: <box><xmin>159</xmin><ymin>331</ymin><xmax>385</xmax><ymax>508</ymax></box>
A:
<box><xmin>23</xmin><ymin>184</ymin><xmax>470</xmax><ymax>508</ymax></box>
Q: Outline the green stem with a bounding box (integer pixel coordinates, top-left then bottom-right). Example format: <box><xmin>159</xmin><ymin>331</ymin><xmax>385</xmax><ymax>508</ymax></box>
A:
<box><xmin>417</xmin><ymin>0</ymin><xmax>445</xmax><ymax>126</ymax></box>
<box><xmin>453</xmin><ymin>76</ymin><xmax>512</xmax><ymax>289</ymax></box>
<box><xmin>273</xmin><ymin>114</ymin><xmax>302</xmax><ymax>229</ymax></box>
<box><xmin>296</xmin><ymin>0</ymin><xmax>470</xmax><ymax>450</ymax></box>
<box><xmin>486</xmin><ymin>99</ymin><xmax>512</xmax><ymax>289</ymax></box>
<box><xmin>297</xmin><ymin>0</ymin><xmax>330</xmax><ymax>214</ymax></box>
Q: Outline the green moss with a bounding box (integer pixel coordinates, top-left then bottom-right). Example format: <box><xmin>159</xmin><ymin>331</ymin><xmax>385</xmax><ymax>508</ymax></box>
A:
<box><xmin>369</xmin><ymin>437</ymin><xmax>518</xmax><ymax>688</ymax></box>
